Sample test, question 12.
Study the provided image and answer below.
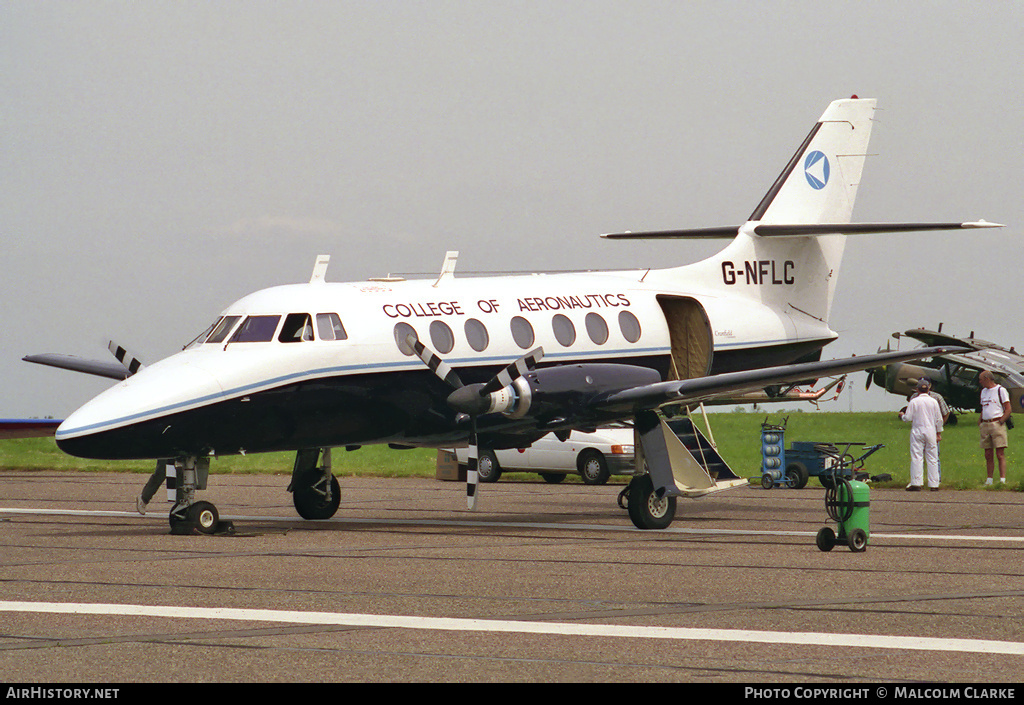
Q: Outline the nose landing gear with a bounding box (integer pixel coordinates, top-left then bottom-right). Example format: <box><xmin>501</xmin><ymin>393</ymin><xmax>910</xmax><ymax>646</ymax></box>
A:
<box><xmin>167</xmin><ymin>457</ymin><xmax>233</xmax><ymax>535</ymax></box>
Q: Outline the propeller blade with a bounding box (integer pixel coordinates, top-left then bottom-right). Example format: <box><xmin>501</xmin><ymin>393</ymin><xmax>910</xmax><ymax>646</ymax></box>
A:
<box><xmin>404</xmin><ymin>339</ymin><xmax>543</xmax><ymax>512</ymax></box>
<box><xmin>408</xmin><ymin>335</ymin><xmax>464</xmax><ymax>389</ymax></box>
<box><xmin>865</xmin><ymin>370</ymin><xmax>874</xmax><ymax>391</ymax></box>
<box><xmin>480</xmin><ymin>347</ymin><xmax>543</xmax><ymax>395</ymax></box>
<box><xmin>107</xmin><ymin>340</ymin><xmax>145</xmax><ymax>377</ymax></box>
<box><xmin>466</xmin><ymin>419</ymin><xmax>479</xmax><ymax>511</ymax></box>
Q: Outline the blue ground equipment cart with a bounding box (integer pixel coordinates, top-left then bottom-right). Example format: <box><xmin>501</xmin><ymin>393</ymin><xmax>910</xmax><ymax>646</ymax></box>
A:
<box><xmin>758</xmin><ymin>419</ymin><xmax>789</xmax><ymax>488</ymax></box>
<box><xmin>758</xmin><ymin>418</ymin><xmax>885</xmax><ymax>489</ymax></box>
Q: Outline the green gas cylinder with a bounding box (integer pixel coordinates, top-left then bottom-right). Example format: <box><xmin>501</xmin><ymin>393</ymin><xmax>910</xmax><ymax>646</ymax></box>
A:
<box><xmin>817</xmin><ymin>478</ymin><xmax>870</xmax><ymax>552</ymax></box>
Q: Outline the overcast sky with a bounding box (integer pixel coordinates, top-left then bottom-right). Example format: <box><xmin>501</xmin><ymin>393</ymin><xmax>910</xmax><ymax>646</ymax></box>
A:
<box><xmin>2</xmin><ymin>1</ymin><xmax>1021</xmax><ymax>419</ymax></box>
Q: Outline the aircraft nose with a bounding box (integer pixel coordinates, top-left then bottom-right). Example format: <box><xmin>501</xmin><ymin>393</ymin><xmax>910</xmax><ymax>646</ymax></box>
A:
<box><xmin>56</xmin><ymin>360</ymin><xmax>224</xmax><ymax>459</ymax></box>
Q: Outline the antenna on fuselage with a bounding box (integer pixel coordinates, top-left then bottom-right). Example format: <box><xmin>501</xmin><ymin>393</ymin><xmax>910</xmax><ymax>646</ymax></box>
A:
<box><xmin>433</xmin><ymin>251</ymin><xmax>458</xmax><ymax>287</ymax></box>
<box><xmin>309</xmin><ymin>254</ymin><xmax>330</xmax><ymax>284</ymax></box>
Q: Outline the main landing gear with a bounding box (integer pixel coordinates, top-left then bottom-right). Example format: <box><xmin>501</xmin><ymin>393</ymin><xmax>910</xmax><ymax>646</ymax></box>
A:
<box><xmin>618</xmin><ymin>474</ymin><xmax>677</xmax><ymax>530</ymax></box>
<box><xmin>288</xmin><ymin>447</ymin><xmax>341</xmax><ymax>521</ymax></box>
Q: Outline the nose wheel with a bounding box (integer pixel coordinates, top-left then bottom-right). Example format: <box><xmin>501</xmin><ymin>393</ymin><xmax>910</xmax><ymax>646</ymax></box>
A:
<box><xmin>169</xmin><ymin>500</ymin><xmax>227</xmax><ymax>535</ymax></box>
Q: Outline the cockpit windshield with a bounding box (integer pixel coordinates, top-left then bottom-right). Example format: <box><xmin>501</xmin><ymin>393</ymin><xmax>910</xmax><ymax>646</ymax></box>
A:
<box><xmin>229</xmin><ymin>315</ymin><xmax>282</xmax><ymax>343</ymax></box>
<box><xmin>206</xmin><ymin>316</ymin><xmax>242</xmax><ymax>345</ymax></box>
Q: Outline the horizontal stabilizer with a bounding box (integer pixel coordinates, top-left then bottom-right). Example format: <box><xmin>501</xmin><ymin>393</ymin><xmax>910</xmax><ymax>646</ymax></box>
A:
<box><xmin>753</xmin><ymin>221</ymin><xmax>1004</xmax><ymax>237</ymax></box>
<box><xmin>601</xmin><ymin>227</ymin><xmax>741</xmax><ymax>240</ymax></box>
<box><xmin>601</xmin><ymin>221</ymin><xmax>1003</xmax><ymax>240</ymax></box>
<box><xmin>23</xmin><ymin>354</ymin><xmax>129</xmax><ymax>381</ymax></box>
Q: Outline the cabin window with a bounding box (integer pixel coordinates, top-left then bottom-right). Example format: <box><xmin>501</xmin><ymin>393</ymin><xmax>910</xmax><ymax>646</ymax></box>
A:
<box><xmin>552</xmin><ymin>314</ymin><xmax>576</xmax><ymax>347</ymax></box>
<box><xmin>206</xmin><ymin>315</ymin><xmax>242</xmax><ymax>344</ymax></box>
<box><xmin>279</xmin><ymin>313</ymin><xmax>314</xmax><ymax>343</ymax></box>
<box><xmin>429</xmin><ymin>320</ymin><xmax>455</xmax><ymax>354</ymax></box>
<box><xmin>585</xmin><ymin>312</ymin><xmax>609</xmax><ymax>345</ymax></box>
<box><xmin>618</xmin><ymin>310</ymin><xmax>642</xmax><ymax>343</ymax></box>
<box><xmin>229</xmin><ymin>315</ymin><xmax>281</xmax><ymax>343</ymax></box>
<box><xmin>394</xmin><ymin>322</ymin><xmax>418</xmax><ymax>356</ymax></box>
<box><xmin>316</xmin><ymin>313</ymin><xmax>348</xmax><ymax>341</ymax></box>
<box><xmin>510</xmin><ymin>316</ymin><xmax>535</xmax><ymax>349</ymax></box>
<box><xmin>465</xmin><ymin>318</ymin><xmax>489</xmax><ymax>352</ymax></box>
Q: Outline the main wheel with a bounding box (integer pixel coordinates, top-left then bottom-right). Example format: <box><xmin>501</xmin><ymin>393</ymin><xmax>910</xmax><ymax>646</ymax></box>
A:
<box><xmin>540</xmin><ymin>472</ymin><xmax>566</xmax><ymax>484</ymax></box>
<box><xmin>626</xmin><ymin>474</ymin><xmax>676</xmax><ymax>530</ymax></box>
<box><xmin>578</xmin><ymin>450</ymin><xmax>610</xmax><ymax>485</ymax></box>
<box><xmin>786</xmin><ymin>461</ymin><xmax>810</xmax><ymax>489</ymax></box>
<box><xmin>847</xmin><ymin>527</ymin><xmax>868</xmax><ymax>552</ymax></box>
<box><xmin>476</xmin><ymin>450</ymin><xmax>502</xmax><ymax>483</ymax></box>
<box><xmin>816</xmin><ymin>526</ymin><xmax>836</xmax><ymax>552</ymax></box>
<box><xmin>293</xmin><ymin>470</ymin><xmax>342</xmax><ymax>520</ymax></box>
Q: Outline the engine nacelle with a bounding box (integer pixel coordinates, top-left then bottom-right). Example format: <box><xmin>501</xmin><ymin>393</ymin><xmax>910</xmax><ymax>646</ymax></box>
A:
<box><xmin>447</xmin><ymin>363</ymin><xmax>661</xmax><ymax>423</ymax></box>
<box><xmin>503</xmin><ymin>363</ymin><xmax>661</xmax><ymax>423</ymax></box>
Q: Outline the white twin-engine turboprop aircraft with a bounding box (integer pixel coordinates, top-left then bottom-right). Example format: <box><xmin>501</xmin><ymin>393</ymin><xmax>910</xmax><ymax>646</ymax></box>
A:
<box><xmin>31</xmin><ymin>97</ymin><xmax>1000</xmax><ymax>533</ymax></box>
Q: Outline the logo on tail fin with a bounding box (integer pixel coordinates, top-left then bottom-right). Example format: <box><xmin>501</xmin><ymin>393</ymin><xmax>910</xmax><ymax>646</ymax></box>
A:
<box><xmin>803</xmin><ymin>151</ymin><xmax>830</xmax><ymax>190</ymax></box>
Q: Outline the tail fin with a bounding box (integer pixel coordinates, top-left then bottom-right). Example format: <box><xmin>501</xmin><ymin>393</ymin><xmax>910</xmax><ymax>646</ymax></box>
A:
<box><xmin>604</xmin><ymin>97</ymin><xmax>1001</xmax><ymax>326</ymax></box>
<box><xmin>728</xmin><ymin>97</ymin><xmax>876</xmax><ymax>322</ymax></box>
<box><xmin>681</xmin><ymin>97</ymin><xmax>877</xmax><ymax>324</ymax></box>
<box><xmin>748</xmin><ymin>97</ymin><xmax>876</xmax><ymax>225</ymax></box>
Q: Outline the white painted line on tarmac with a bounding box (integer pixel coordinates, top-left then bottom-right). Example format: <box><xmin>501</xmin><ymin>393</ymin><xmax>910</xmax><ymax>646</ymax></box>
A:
<box><xmin>2</xmin><ymin>600</ymin><xmax>1022</xmax><ymax>656</ymax></box>
<box><xmin>3</xmin><ymin>506</ymin><xmax>1024</xmax><ymax>543</ymax></box>
<box><xmin>0</xmin><ymin>508</ymin><xmax>137</xmax><ymax>518</ymax></box>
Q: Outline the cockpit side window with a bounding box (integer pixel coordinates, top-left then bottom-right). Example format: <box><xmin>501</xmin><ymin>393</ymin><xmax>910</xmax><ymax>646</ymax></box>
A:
<box><xmin>316</xmin><ymin>313</ymin><xmax>348</xmax><ymax>341</ymax></box>
<box><xmin>206</xmin><ymin>315</ymin><xmax>242</xmax><ymax>344</ymax></box>
<box><xmin>279</xmin><ymin>313</ymin><xmax>314</xmax><ymax>343</ymax></box>
<box><xmin>229</xmin><ymin>315</ymin><xmax>281</xmax><ymax>343</ymax></box>
<box><xmin>185</xmin><ymin>318</ymin><xmax>222</xmax><ymax>349</ymax></box>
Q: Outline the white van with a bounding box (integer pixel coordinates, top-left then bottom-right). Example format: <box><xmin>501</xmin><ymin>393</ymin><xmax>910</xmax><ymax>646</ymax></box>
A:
<box><xmin>452</xmin><ymin>425</ymin><xmax>636</xmax><ymax>485</ymax></box>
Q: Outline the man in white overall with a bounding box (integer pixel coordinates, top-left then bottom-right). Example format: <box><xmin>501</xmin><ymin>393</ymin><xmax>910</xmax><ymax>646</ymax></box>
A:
<box><xmin>900</xmin><ymin>379</ymin><xmax>944</xmax><ymax>491</ymax></box>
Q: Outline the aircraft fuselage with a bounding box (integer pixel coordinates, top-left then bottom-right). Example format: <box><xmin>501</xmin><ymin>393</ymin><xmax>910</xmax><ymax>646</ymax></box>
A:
<box><xmin>55</xmin><ymin>267</ymin><xmax>836</xmax><ymax>460</ymax></box>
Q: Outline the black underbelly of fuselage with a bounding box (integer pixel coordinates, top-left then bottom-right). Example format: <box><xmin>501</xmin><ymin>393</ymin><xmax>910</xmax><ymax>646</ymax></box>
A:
<box><xmin>57</xmin><ymin>339</ymin><xmax>828</xmax><ymax>460</ymax></box>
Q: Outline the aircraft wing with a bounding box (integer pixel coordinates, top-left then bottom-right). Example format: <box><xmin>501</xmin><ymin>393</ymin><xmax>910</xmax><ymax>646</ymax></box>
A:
<box><xmin>899</xmin><ymin>329</ymin><xmax>979</xmax><ymax>350</ymax></box>
<box><xmin>0</xmin><ymin>419</ymin><xmax>63</xmax><ymax>439</ymax></box>
<box><xmin>712</xmin><ymin>376</ymin><xmax>845</xmax><ymax>405</ymax></box>
<box><xmin>596</xmin><ymin>346</ymin><xmax>970</xmax><ymax>412</ymax></box>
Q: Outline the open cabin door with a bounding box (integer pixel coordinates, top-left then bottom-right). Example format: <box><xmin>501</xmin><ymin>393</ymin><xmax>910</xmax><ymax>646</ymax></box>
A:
<box><xmin>656</xmin><ymin>295</ymin><xmax>713</xmax><ymax>381</ymax></box>
<box><xmin>629</xmin><ymin>295</ymin><xmax>744</xmax><ymax>517</ymax></box>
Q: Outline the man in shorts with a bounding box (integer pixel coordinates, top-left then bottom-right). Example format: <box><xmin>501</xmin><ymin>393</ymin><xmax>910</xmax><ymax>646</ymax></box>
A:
<box><xmin>978</xmin><ymin>371</ymin><xmax>1011</xmax><ymax>485</ymax></box>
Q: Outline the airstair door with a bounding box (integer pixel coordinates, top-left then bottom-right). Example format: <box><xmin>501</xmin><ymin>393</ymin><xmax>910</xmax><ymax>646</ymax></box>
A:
<box><xmin>656</xmin><ymin>295</ymin><xmax>713</xmax><ymax>381</ymax></box>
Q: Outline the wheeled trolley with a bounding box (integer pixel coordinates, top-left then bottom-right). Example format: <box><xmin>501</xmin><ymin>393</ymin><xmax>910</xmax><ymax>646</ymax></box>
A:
<box><xmin>816</xmin><ymin>475</ymin><xmax>870</xmax><ymax>552</ymax></box>
<box><xmin>780</xmin><ymin>441</ymin><xmax>885</xmax><ymax>489</ymax></box>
